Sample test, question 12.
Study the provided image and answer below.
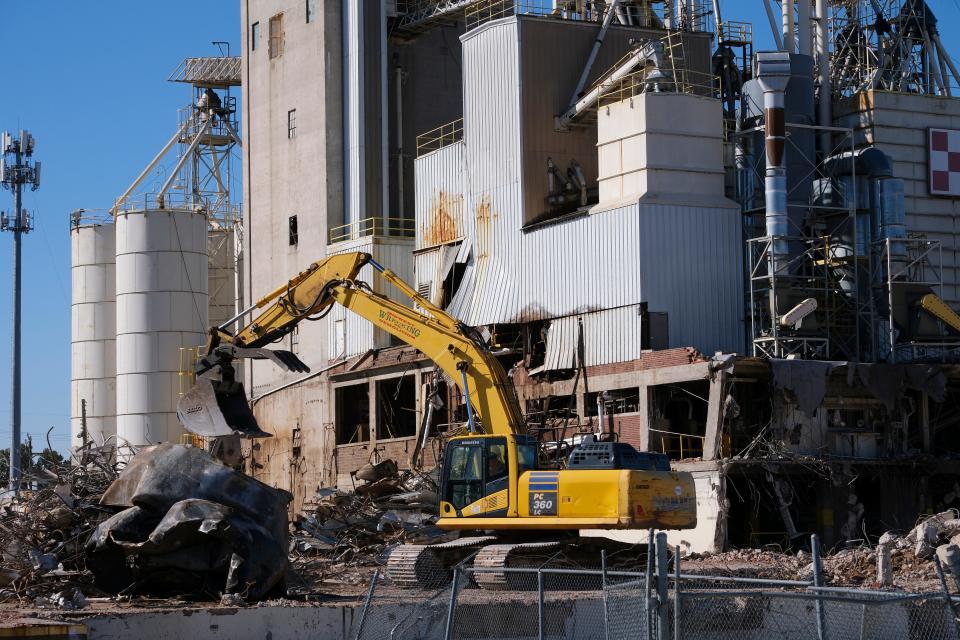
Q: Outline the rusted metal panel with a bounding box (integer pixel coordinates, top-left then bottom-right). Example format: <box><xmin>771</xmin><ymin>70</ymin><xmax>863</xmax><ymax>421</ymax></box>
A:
<box><xmin>453</xmin><ymin>19</ymin><xmax>524</xmax><ymax>324</ymax></box>
<box><xmin>415</xmin><ymin>141</ymin><xmax>466</xmax><ymax>250</ymax></box>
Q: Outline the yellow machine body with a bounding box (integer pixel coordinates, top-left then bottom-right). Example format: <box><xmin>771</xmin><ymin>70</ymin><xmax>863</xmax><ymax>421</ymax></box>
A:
<box><xmin>436</xmin><ymin>434</ymin><xmax>697</xmax><ymax>532</ymax></box>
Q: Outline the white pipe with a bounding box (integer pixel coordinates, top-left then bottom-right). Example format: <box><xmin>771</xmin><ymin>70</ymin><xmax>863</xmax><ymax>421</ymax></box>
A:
<box><xmin>380</xmin><ymin>0</ymin><xmax>389</xmax><ymax>220</ymax></box>
<box><xmin>923</xmin><ymin>32</ymin><xmax>946</xmax><ymax>95</ymax></box>
<box><xmin>761</xmin><ymin>0</ymin><xmax>785</xmax><ymax>51</ymax></box>
<box><xmin>712</xmin><ymin>0</ymin><xmax>724</xmax><ymax>41</ymax></box>
<box><xmin>156</xmin><ymin>118</ymin><xmax>212</xmax><ymax>208</ymax></box>
<box><xmin>933</xmin><ymin>34</ymin><xmax>960</xmax><ymax>93</ymax></box>
<box><xmin>815</xmin><ymin>0</ymin><xmax>831</xmax><ymax>154</ymax></box>
<box><xmin>395</xmin><ymin>63</ymin><xmax>405</xmax><ymax>217</ymax></box>
<box><xmin>111</xmin><ymin>119</ymin><xmax>190</xmax><ymax>215</ymax></box>
<box><xmin>782</xmin><ymin>0</ymin><xmax>795</xmax><ymax>52</ymax></box>
<box><xmin>556</xmin><ymin>41</ymin><xmax>666</xmax><ymax>130</ymax></box>
<box><xmin>798</xmin><ymin>0</ymin><xmax>811</xmax><ymax>55</ymax></box>
<box><xmin>567</xmin><ymin>0</ymin><xmax>622</xmax><ymax>112</ymax></box>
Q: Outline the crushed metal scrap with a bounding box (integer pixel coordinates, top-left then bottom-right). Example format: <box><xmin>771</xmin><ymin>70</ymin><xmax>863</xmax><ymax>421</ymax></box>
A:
<box><xmin>0</xmin><ymin>441</ymin><xmax>121</xmax><ymax>607</ymax></box>
<box><xmin>287</xmin><ymin>458</ymin><xmax>453</xmax><ymax>595</ymax></box>
<box><xmin>87</xmin><ymin>443</ymin><xmax>291</xmax><ymax>600</ymax></box>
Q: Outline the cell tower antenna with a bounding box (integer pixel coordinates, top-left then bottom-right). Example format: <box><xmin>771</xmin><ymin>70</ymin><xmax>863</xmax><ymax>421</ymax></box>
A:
<box><xmin>0</xmin><ymin>130</ymin><xmax>40</xmax><ymax>492</ymax></box>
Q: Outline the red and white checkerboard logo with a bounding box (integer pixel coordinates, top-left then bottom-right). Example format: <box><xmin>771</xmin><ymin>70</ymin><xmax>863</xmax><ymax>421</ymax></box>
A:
<box><xmin>930</xmin><ymin>128</ymin><xmax>960</xmax><ymax>197</ymax></box>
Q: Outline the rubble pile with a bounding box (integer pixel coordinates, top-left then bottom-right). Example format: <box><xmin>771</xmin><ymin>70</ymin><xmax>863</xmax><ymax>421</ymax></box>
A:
<box><xmin>684</xmin><ymin>511</ymin><xmax>960</xmax><ymax>593</ymax></box>
<box><xmin>288</xmin><ymin>459</ymin><xmax>453</xmax><ymax>594</ymax></box>
<box><xmin>1</xmin><ymin>442</ymin><xmax>293</xmax><ymax>606</ymax></box>
<box><xmin>0</xmin><ymin>443</ymin><xmax>122</xmax><ymax>606</ymax></box>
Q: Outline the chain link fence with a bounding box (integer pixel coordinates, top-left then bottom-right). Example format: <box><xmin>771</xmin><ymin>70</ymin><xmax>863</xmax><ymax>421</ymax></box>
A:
<box><xmin>350</xmin><ymin>535</ymin><xmax>960</xmax><ymax>640</ymax></box>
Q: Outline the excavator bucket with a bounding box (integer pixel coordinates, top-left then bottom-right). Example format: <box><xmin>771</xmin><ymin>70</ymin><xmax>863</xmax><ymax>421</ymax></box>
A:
<box><xmin>177</xmin><ymin>374</ymin><xmax>272</xmax><ymax>439</ymax></box>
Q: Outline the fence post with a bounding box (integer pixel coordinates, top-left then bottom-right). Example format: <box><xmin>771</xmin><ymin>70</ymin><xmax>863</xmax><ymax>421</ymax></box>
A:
<box><xmin>811</xmin><ymin>534</ymin><xmax>827</xmax><ymax>640</ymax></box>
<box><xmin>538</xmin><ymin>568</ymin><xmax>545</xmax><ymax>640</ymax></box>
<box><xmin>646</xmin><ymin>529</ymin><xmax>654</xmax><ymax>640</ymax></box>
<box><xmin>443</xmin><ymin>567</ymin><xmax>462</xmax><ymax>640</ymax></box>
<box><xmin>656</xmin><ymin>532</ymin><xmax>670</xmax><ymax>640</ymax></box>
<box><xmin>933</xmin><ymin>554</ymin><xmax>959</xmax><ymax>622</ymax></box>
<box><xmin>354</xmin><ymin>568</ymin><xmax>380</xmax><ymax>640</ymax></box>
<box><xmin>674</xmin><ymin>545</ymin><xmax>681</xmax><ymax>640</ymax></box>
<box><xmin>601</xmin><ymin>549</ymin><xmax>610</xmax><ymax>640</ymax></box>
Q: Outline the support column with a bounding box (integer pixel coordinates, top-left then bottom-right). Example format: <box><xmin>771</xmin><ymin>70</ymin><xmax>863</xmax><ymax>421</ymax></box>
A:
<box><xmin>638</xmin><ymin>384</ymin><xmax>650</xmax><ymax>451</ymax></box>
<box><xmin>702</xmin><ymin>371</ymin><xmax>726</xmax><ymax>460</ymax></box>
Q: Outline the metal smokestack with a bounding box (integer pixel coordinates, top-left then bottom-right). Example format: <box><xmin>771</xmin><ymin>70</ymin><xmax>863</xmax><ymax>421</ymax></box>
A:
<box><xmin>756</xmin><ymin>52</ymin><xmax>793</xmax><ymax>279</ymax></box>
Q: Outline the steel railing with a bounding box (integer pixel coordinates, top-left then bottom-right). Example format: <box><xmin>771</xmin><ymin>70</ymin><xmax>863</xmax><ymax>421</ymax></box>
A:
<box><xmin>328</xmin><ymin>216</ymin><xmax>415</xmax><ymax>244</ymax></box>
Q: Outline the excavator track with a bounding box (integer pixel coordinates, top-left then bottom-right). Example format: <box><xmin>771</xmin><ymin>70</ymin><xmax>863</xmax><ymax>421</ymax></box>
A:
<box><xmin>386</xmin><ymin>536</ymin><xmax>496</xmax><ymax>588</ymax></box>
<box><xmin>473</xmin><ymin>541</ymin><xmax>563</xmax><ymax>590</ymax></box>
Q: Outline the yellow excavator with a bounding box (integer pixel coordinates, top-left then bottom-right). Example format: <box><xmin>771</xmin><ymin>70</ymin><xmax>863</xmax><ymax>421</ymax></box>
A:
<box><xmin>178</xmin><ymin>252</ymin><xmax>696</xmax><ymax>587</ymax></box>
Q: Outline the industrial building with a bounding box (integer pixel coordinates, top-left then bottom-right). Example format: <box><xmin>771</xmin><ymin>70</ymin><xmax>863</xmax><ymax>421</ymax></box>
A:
<box><xmin>68</xmin><ymin>0</ymin><xmax>960</xmax><ymax>554</ymax></box>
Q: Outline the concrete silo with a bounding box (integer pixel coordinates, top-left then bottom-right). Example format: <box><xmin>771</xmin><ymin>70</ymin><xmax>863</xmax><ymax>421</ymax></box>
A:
<box><xmin>70</xmin><ymin>214</ymin><xmax>116</xmax><ymax>450</ymax></box>
<box><xmin>114</xmin><ymin>208</ymin><xmax>208</xmax><ymax>447</ymax></box>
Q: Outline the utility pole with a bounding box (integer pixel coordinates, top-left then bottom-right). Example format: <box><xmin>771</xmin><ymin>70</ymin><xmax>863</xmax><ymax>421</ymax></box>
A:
<box><xmin>0</xmin><ymin>130</ymin><xmax>40</xmax><ymax>492</ymax></box>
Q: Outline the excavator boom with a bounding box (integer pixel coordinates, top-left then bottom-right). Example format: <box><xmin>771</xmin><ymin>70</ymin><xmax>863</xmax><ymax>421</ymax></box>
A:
<box><xmin>178</xmin><ymin>252</ymin><xmax>525</xmax><ymax>438</ymax></box>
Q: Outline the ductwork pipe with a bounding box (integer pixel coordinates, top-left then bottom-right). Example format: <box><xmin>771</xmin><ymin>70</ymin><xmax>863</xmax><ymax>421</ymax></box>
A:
<box><xmin>756</xmin><ymin>52</ymin><xmax>793</xmax><ymax>276</ymax></box>
<box><xmin>822</xmin><ymin>147</ymin><xmax>905</xmax><ymax>263</ymax></box>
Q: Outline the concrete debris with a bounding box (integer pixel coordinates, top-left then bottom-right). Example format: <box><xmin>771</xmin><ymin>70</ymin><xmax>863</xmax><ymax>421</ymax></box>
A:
<box><xmin>0</xmin><ymin>441</ymin><xmax>122</xmax><ymax>603</ymax></box>
<box><xmin>287</xmin><ymin>460</ymin><xmax>452</xmax><ymax>595</ymax></box>
<box><xmin>877</xmin><ymin>542</ymin><xmax>893</xmax><ymax>587</ymax></box>
<box><xmin>685</xmin><ymin>511</ymin><xmax>960</xmax><ymax>593</ymax></box>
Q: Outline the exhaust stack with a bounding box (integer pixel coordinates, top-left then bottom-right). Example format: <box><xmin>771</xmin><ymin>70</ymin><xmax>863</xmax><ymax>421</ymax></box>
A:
<box><xmin>756</xmin><ymin>52</ymin><xmax>793</xmax><ymax>280</ymax></box>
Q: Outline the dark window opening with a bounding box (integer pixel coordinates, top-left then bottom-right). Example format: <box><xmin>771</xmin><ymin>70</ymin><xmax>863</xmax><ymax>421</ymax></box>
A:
<box><xmin>377</xmin><ymin>375</ymin><xmax>417</xmax><ymax>439</ymax></box>
<box><xmin>335</xmin><ymin>383</ymin><xmax>369</xmax><ymax>444</ymax></box>
<box><xmin>585</xmin><ymin>388</ymin><xmax>641</xmax><ymax>417</ymax></box>
<box><xmin>288</xmin><ymin>215</ymin><xmax>298</xmax><ymax>246</ymax></box>
<box><xmin>251</xmin><ymin>22</ymin><xmax>260</xmax><ymax>51</ymax></box>
<box><xmin>649</xmin><ymin>381</ymin><xmax>710</xmax><ymax>460</ymax></box>
<box><xmin>306</xmin><ymin>0</ymin><xmax>316</xmax><ymax>23</ymax></box>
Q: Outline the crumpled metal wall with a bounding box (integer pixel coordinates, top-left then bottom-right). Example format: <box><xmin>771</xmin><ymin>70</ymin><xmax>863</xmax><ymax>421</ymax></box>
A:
<box><xmin>86</xmin><ymin>443</ymin><xmax>291</xmax><ymax>599</ymax></box>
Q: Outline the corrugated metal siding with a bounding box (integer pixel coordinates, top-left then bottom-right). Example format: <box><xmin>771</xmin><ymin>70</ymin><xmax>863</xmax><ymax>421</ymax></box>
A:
<box><xmin>521</xmin><ymin>204</ymin><xmax>641</xmax><ymax>319</ymax></box>
<box><xmin>437</xmin><ymin>18</ymin><xmax>742</xmax><ymax>361</ymax></box>
<box><xmin>327</xmin><ymin>236</ymin><xmax>415</xmax><ymax>358</ymax></box>
<box><xmin>414</xmin><ymin>142</ymin><xmax>466</xmax><ymax>250</ymax></box>
<box><xmin>455</xmin><ymin>19</ymin><xmax>524</xmax><ymax>325</ymax></box>
<box><xmin>637</xmin><ymin>203</ymin><xmax>744</xmax><ymax>355</ymax></box>
<box><xmin>543</xmin><ymin>304</ymin><xmax>643</xmax><ymax>371</ymax></box>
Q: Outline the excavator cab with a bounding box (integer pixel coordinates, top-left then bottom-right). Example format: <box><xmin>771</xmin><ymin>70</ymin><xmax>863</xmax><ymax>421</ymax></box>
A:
<box><xmin>439</xmin><ymin>435</ymin><xmax>538</xmax><ymax>519</ymax></box>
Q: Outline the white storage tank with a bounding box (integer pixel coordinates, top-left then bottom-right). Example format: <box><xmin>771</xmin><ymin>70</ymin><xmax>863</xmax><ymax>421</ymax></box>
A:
<box><xmin>115</xmin><ymin>208</ymin><xmax>208</xmax><ymax>447</ymax></box>
<box><xmin>207</xmin><ymin>223</ymin><xmax>236</xmax><ymax>329</ymax></box>
<box><xmin>70</xmin><ymin>218</ymin><xmax>117</xmax><ymax>450</ymax></box>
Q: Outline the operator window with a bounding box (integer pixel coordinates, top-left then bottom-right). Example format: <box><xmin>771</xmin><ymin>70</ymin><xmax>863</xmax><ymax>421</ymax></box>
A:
<box><xmin>446</xmin><ymin>443</ymin><xmax>483</xmax><ymax>509</ymax></box>
<box><xmin>516</xmin><ymin>443</ymin><xmax>537</xmax><ymax>476</ymax></box>
<box><xmin>486</xmin><ymin>439</ymin><xmax>509</xmax><ymax>497</ymax></box>
<box><xmin>251</xmin><ymin>22</ymin><xmax>260</xmax><ymax>51</ymax></box>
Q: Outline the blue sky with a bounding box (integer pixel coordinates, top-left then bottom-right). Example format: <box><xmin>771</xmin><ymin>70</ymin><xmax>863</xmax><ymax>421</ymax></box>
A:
<box><xmin>0</xmin><ymin>1</ymin><xmax>958</xmax><ymax>455</ymax></box>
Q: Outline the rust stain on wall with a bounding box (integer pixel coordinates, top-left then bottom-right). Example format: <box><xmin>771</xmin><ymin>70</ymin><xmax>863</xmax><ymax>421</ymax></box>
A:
<box><xmin>422</xmin><ymin>190</ymin><xmax>463</xmax><ymax>246</ymax></box>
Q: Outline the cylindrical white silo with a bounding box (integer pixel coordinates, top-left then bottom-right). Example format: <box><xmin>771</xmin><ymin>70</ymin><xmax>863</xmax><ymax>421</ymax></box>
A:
<box><xmin>71</xmin><ymin>220</ymin><xmax>117</xmax><ymax>450</ymax></box>
<box><xmin>207</xmin><ymin>223</ymin><xmax>236</xmax><ymax>329</ymax></box>
<box><xmin>115</xmin><ymin>208</ymin><xmax>208</xmax><ymax>447</ymax></box>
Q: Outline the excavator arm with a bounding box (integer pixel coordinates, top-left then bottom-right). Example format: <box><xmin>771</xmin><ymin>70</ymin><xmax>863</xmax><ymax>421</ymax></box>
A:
<box><xmin>178</xmin><ymin>252</ymin><xmax>525</xmax><ymax>439</ymax></box>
